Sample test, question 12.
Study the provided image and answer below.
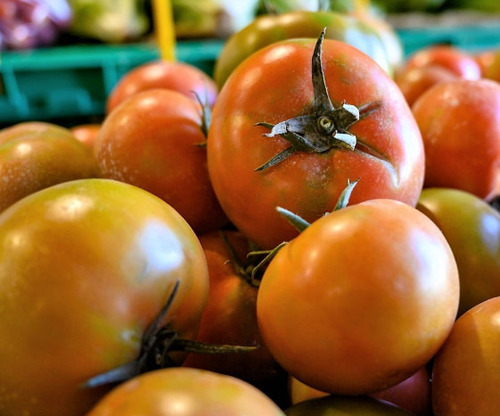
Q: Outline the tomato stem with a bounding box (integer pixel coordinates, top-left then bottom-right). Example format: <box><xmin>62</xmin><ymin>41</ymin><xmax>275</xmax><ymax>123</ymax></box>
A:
<box><xmin>255</xmin><ymin>28</ymin><xmax>371</xmax><ymax>171</ymax></box>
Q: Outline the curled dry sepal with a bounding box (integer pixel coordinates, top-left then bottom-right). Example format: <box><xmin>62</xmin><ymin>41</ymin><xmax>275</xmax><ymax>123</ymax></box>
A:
<box><xmin>255</xmin><ymin>27</ymin><xmax>380</xmax><ymax>171</ymax></box>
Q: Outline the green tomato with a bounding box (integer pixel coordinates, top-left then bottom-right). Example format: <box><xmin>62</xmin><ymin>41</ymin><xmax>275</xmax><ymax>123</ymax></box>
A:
<box><xmin>213</xmin><ymin>10</ymin><xmax>394</xmax><ymax>88</ymax></box>
<box><xmin>417</xmin><ymin>187</ymin><xmax>500</xmax><ymax>316</ymax></box>
<box><xmin>285</xmin><ymin>395</ymin><xmax>414</xmax><ymax>415</ymax></box>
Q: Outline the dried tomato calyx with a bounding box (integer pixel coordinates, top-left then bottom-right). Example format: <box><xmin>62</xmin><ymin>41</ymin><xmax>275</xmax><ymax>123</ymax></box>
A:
<box><xmin>81</xmin><ymin>280</ymin><xmax>255</xmax><ymax>389</ymax></box>
<box><xmin>255</xmin><ymin>28</ymin><xmax>378</xmax><ymax>171</ymax></box>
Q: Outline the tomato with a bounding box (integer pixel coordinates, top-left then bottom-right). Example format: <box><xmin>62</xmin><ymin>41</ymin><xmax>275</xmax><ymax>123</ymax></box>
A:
<box><xmin>106</xmin><ymin>60</ymin><xmax>218</xmax><ymax>114</ymax></box>
<box><xmin>95</xmin><ymin>88</ymin><xmax>228</xmax><ymax>235</ymax></box>
<box><xmin>402</xmin><ymin>45</ymin><xmax>481</xmax><ymax>80</ymax></box>
<box><xmin>284</xmin><ymin>394</ymin><xmax>414</xmax><ymax>415</ymax></box>
<box><xmin>256</xmin><ymin>199</ymin><xmax>459</xmax><ymax>395</ymax></box>
<box><xmin>394</xmin><ymin>65</ymin><xmax>458</xmax><ymax>107</ymax></box>
<box><xmin>181</xmin><ymin>230</ymin><xmax>289</xmax><ymax>407</ymax></box>
<box><xmin>86</xmin><ymin>367</ymin><xmax>285</xmax><ymax>415</ymax></box>
<box><xmin>290</xmin><ymin>366</ymin><xmax>432</xmax><ymax>416</ymax></box>
<box><xmin>416</xmin><ymin>187</ymin><xmax>500</xmax><ymax>316</ymax></box>
<box><xmin>474</xmin><ymin>49</ymin><xmax>496</xmax><ymax>77</ymax></box>
<box><xmin>431</xmin><ymin>296</ymin><xmax>500</xmax><ymax>415</ymax></box>
<box><xmin>208</xmin><ymin>33</ymin><xmax>425</xmax><ymax>249</ymax></box>
<box><xmin>0</xmin><ymin>178</ymin><xmax>209</xmax><ymax>416</ymax></box>
<box><xmin>0</xmin><ymin>121</ymin><xmax>98</xmax><ymax>213</ymax></box>
<box><xmin>213</xmin><ymin>10</ymin><xmax>395</xmax><ymax>88</ymax></box>
<box><xmin>412</xmin><ymin>79</ymin><xmax>500</xmax><ymax>200</ymax></box>
<box><xmin>70</xmin><ymin>123</ymin><xmax>101</xmax><ymax>149</ymax></box>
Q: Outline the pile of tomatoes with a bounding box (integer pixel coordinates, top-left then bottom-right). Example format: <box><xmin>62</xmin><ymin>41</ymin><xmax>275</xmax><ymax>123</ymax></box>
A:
<box><xmin>0</xmin><ymin>6</ymin><xmax>500</xmax><ymax>416</ymax></box>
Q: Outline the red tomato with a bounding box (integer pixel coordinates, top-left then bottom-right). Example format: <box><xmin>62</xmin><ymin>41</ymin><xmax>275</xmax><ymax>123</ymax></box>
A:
<box><xmin>208</xmin><ymin>34</ymin><xmax>425</xmax><ymax>249</ymax></box>
<box><xmin>106</xmin><ymin>60</ymin><xmax>218</xmax><ymax>114</ymax></box>
<box><xmin>95</xmin><ymin>88</ymin><xmax>228</xmax><ymax>234</ymax></box>
<box><xmin>395</xmin><ymin>65</ymin><xmax>458</xmax><ymax>107</ymax></box>
<box><xmin>86</xmin><ymin>367</ymin><xmax>285</xmax><ymax>415</ymax></box>
<box><xmin>432</xmin><ymin>296</ymin><xmax>500</xmax><ymax>415</ymax></box>
<box><xmin>257</xmin><ymin>199</ymin><xmax>459</xmax><ymax>395</ymax></box>
<box><xmin>70</xmin><ymin>123</ymin><xmax>101</xmax><ymax>149</ymax></box>
<box><xmin>0</xmin><ymin>178</ymin><xmax>209</xmax><ymax>416</ymax></box>
<box><xmin>403</xmin><ymin>45</ymin><xmax>481</xmax><ymax>80</ymax></box>
<box><xmin>412</xmin><ymin>79</ymin><xmax>500</xmax><ymax>199</ymax></box>
<box><xmin>181</xmin><ymin>230</ymin><xmax>289</xmax><ymax>406</ymax></box>
<box><xmin>0</xmin><ymin>121</ymin><xmax>98</xmax><ymax>213</ymax></box>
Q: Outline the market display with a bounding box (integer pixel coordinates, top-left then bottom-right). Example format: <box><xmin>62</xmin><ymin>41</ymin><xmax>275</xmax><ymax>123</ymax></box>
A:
<box><xmin>0</xmin><ymin>1</ymin><xmax>500</xmax><ymax>415</ymax></box>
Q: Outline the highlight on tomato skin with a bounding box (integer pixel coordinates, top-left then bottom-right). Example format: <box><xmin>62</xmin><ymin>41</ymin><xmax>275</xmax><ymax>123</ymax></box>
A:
<box><xmin>431</xmin><ymin>296</ymin><xmax>500</xmax><ymax>416</ymax></box>
<box><xmin>256</xmin><ymin>198</ymin><xmax>459</xmax><ymax>397</ymax></box>
<box><xmin>85</xmin><ymin>367</ymin><xmax>287</xmax><ymax>416</ymax></box>
<box><xmin>208</xmin><ymin>32</ymin><xmax>425</xmax><ymax>250</ymax></box>
<box><xmin>0</xmin><ymin>178</ymin><xmax>210</xmax><ymax>416</ymax></box>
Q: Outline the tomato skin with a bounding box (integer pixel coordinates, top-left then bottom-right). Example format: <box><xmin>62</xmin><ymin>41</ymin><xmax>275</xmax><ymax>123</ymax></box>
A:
<box><xmin>257</xmin><ymin>199</ymin><xmax>459</xmax><ymax>395</ymax></box>
<box><xmin>213</xmin><ymin>10</ymin><xmax>394</xmax><ymax>88</ymax></box>
<box><xmin>86</xmin><ymin>367</ymin><xmax>286</xmax><ymax>416</ymax></box>
<box><xmin>285</xmin><ymin>394</ymin><xmax>414</xmax><ymax>415</ymax></box>
<box><xmin>395</xmin><ymin>65</ymin><xmax>458</xmax><ymax>107</ymax></box>
<box><xmin>0</xmin><ymin>178</ymin><xmax>209</xmax><ymax>416</ymax></box>
<box><xmin>70</xmin><ymin>123</ymin><xmax>101</xmax><ymax>149</ymax></box>
<box><xmin>208</xmin><ymin>38</ymin><xmax>424</xmax><ymax>249</ymax></box>
<box><xmin>412</xmin><ymin>79</ymin><xmax>500</xmax><ymax>200</ymax></box>
<box><xmin>181</xmin><ymin>230</ymin><xmax>289</xmax><ymax>406</ymax></box>
<box><xmin>290</xmin><ymin>366</ymin><xmax>432</xmax><ymax>416</ymax></box>
<box><xmin>403</xmin><ymin>45</ymin><xmax>481</xmax><ymax>80</ymax></box>
<box><xmin>95</xmin><ymin>88</ymin><xmax>228</xmax><ymax>234</ymax></box>
<box><xmin>106</xmin><ymin>60</ymin><xmax>218</xmax><ymax>114</ymax></box>
<box><xmin>432</xmin><ymin>296</ymin><xmax>500</xmax><ymax>415</ymax></box>
<box><xmin>0</xmin><ymin>122</ymin><xmax>98</xmax><ymax>213</ymax></box>
<box><xmin>416</xmin><ymin>187</ymin><xmax>500</xmax><ymax>316</ymax></box>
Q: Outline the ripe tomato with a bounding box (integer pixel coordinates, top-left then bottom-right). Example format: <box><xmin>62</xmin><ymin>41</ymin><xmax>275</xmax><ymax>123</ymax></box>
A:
<box><xmin>284</xmin><ymin>394</ymin><xmax>414</xmax><ymax>415</ymax></box>
<box><xmin>431</xmin><ymin>296</ymin><xmax>500</xmax><ymax>415</ymax></box>
<box><xmin>208</xmin><ymin>33</ymin><xmax>424</xmax><ymax>249</ymax></box>
<box><xmin>106</xmin><ymin>60</ymin><xmax>218</xmax><ymax>114</ymax></box>
<box><xmin>403</xmin><ymin>45</ymin><xmax>481</xmax><ymax>80</ymax></box>
<box><xmin>257</xmin><ymin>199</ymin><xmax>459</xmax><ymax>395</ymax></box>
<box><xmin>70</xmin><ymin>123</ymin><xmax>101</xmax><ymax>149</ymax></box>
<box><xmin>0</xmin><ymin>121</ymin><xmax>98</xmax><ymax>213</ymax></box>
<box><xmin>412</xmin><ymin>79</ymin><xmax>500</xmax><ymax>200</ymax></box>
<box><xmin>86</xmin><ymin>367</ymin><xmax>286</xmax><ymax>415</ymax></box>
<box><xmin>181</xmin><ymin>230</ymin><xmax>289</xmax><ymax>407</ymax></box>
<box><xmin>394</xmin><ymin>65</ymin><xmax>458</xmax><ymax>107</ymax></box>
<box><xmin>417</xmin><ymin>187</ymin><xmax>500</xmax><ymax>316</ymax></box>
<box><xmin>0</xmin><ymin>178</ymin><xmax>209</xmax><ymax>416</ymax></box>
<box><xmin>213</xmin><ymin>10</ymin><xmax>394</xmax><ymax>88</ymax></box>
<box><xmin>95</xmin><ymin>88</ymin><xmax>228</xmax><ymax>234</ymax></box>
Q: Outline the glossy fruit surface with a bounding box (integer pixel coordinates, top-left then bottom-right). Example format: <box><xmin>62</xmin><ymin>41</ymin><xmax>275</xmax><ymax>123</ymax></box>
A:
<box><xmin>257</xmin><ymin>199</ymin><xmax>459</xmax><ymax>395</ymax></box>
<box><xmin>0</xmin><ymin>178</ymin><xmax>209</xmax><ymax>416</ymax></box>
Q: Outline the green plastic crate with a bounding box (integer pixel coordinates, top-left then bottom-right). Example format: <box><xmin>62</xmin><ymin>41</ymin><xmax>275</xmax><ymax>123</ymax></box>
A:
<box><xmin>0</xmin><ymin>39</ymin><xmax>224</xmax><ymax>126</ymax></box>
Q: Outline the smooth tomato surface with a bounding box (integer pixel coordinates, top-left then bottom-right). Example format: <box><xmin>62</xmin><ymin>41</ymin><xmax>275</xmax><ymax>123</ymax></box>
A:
<box><xmin>0</xmin><ymin>122</ymin><xmax>98</xmax><ymax>213</ymax></box>
<box><xmin>417</xmin><ymin>187</ymin><xmax>500</xmax><ymax>316</ymax></box>
<box><xmin>412</xmin><ymin>79</ymin><xmax>500</xmax><ymax>199</ymax></box>
<box><xmin>432</xmin><ymin>296</ymin><xmax>500</xmax><ymax>415</ymax></box>
<box><xmin>257</xmin><ymin>199</ymin><xmax>459</xmax><ymax>395</ymax></box>
<box><xmin>403</xmin><ymin>45</ymin><xmax>481</xmax><ymax>80</ymax></box>
<box><xmin>208</xmin><ymin>37</ymin><xmax>424</xmax><ymax>249</ymax></box>
<box><xmin>285</xmin><ymin>394</ymin><xmax>414</xmax><ymax>415</ymax></box>
<box><xmin>0</xmin><ymin>179</ymin><xmax>209</xmax><ymax>416</ymax></box>
<box><xmin>106</xmin><ymin>60</ymin><xmax>218</xmax><ymax>114</ymax></box>
<box><xmin>86</xmin><ymin>367</ymin><xmax>285</xmax><ymax>416</ymax></box>
<box><xmin>181</xmin><ymin>230</ymin><xmax>288</xmax><ymax>405</ymax></box>
<box><xmin>95</xmin><ymin>88</ymin><xmax>228</xmax><ymax>234</ymax></box>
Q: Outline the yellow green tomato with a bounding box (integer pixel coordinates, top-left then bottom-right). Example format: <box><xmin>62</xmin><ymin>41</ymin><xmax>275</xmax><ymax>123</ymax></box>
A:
<box><xmin>0</xmin><ymin>178</ymin><xmax>209</xmax><ymax>416</ymax></box>
<box><xmin>417</xmin><ymin>187</ymin><xmax>500</xmax><ymax>316</ymax></box>
<box><xmin>213</xmin><ymin>10</ymin><xmax>394</xmax><ymax>88</ymax></box>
